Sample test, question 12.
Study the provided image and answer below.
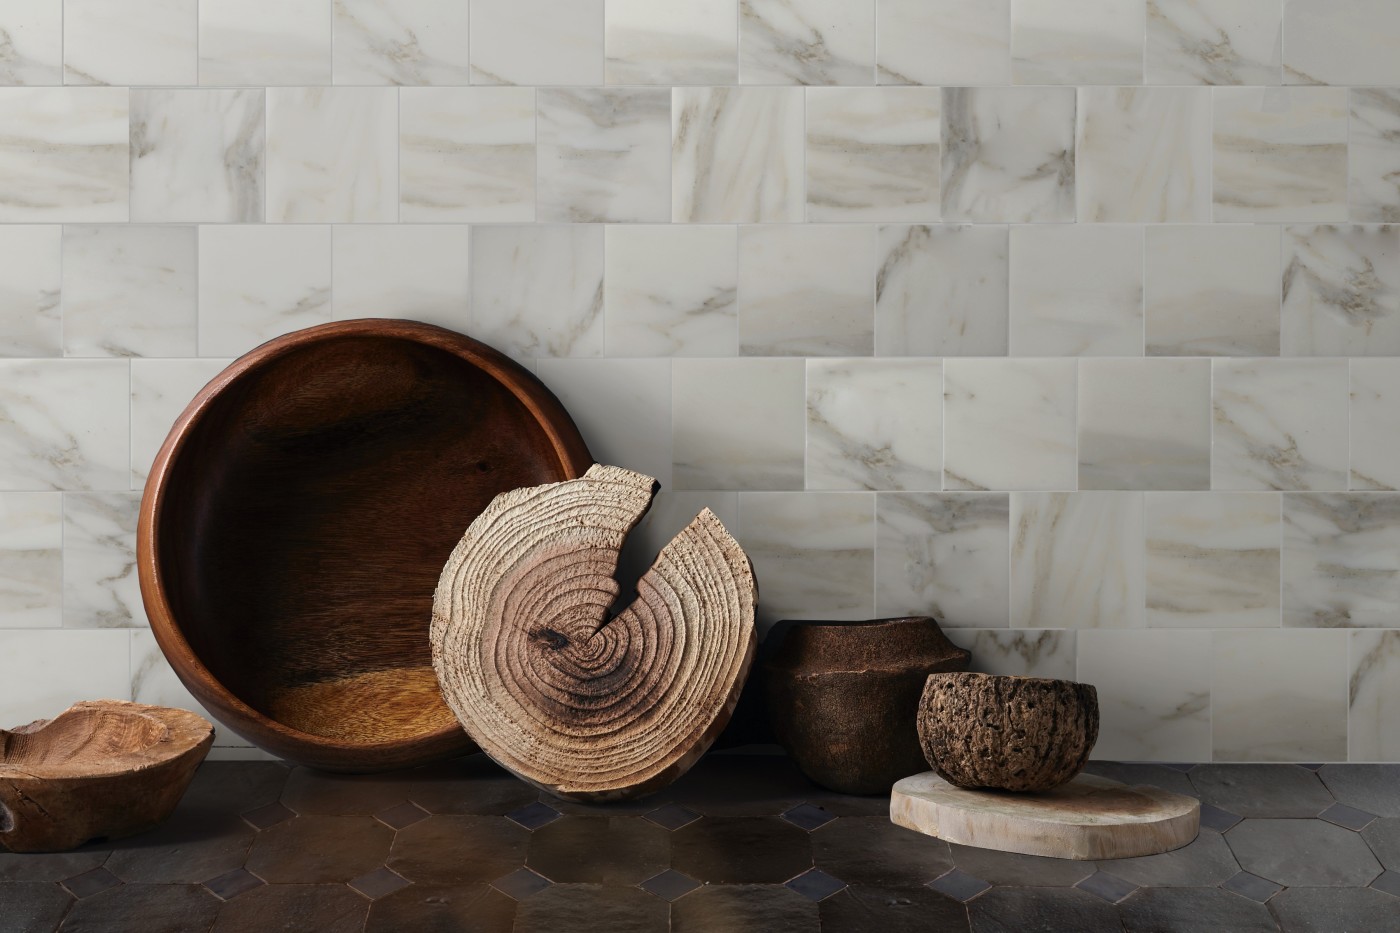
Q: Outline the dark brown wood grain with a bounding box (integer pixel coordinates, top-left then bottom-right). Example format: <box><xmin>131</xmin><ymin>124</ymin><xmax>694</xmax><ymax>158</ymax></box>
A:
<box><xmin>137</xmin><ymin>319</ymin><xmax>593</xmax><ymax>772</ymax></box>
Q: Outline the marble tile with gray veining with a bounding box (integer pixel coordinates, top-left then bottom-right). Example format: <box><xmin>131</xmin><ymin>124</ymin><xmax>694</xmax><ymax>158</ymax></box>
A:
<box><xmin>941</xmin><ymin>87</ymin><xmax>1075</xmax><ymax>224</ymax></box>
<box><xmin>130</xmin><ymin>88</ymin><xmax>264</xmax><ymax>224</ymax></box>
<box><xmin>1145</xmin><ymin>224</ymin><xmax>1280</xmax><ymax>356</ymax></box>
<box><xmin>470</xmin><ymin>225</ymin><xmax>603</xmax><ymax>359</ymax></box>
<box><xmin>1011</xmin><ymin>491</ymin><xmax>1145</xmax><ymax>629</ymax></box>
<box><xmin>1145</xmin><ymin>492</ymin><xmax>1281</xmax><ymax>628</ymax></box>
<box><xmin>0</xmin><ymin>88</ymin><xmax>128</xmax><ymax>222</ymax></box>
<box><xmin>0</xmin><ymin>492</ymin><xmax>61</xmax><ymax>627</ymax></box>
<box><xmin>950</xmin><ymin>629</ymin><xmax>1074</xmax><ymax>679</ymax></box>
<box><xmin>1145</xmin><ymin>0</ymin><xmax>1282</xmax><ymax>85</ymax></box>
<box><xmin>673</xmin><ymin>358</ymin><xmax>805</xmax><ymax>491</ymax></box>
<box><xmin>1281</xmin><ymin>224</ymin><xmax>1400</xmax><ymax>356</ymax></box>
<box><xmin>0</xmin><ymin>360</ymin><xmax>129</xmax><ymax>491</ymax></box>
<box><xmin>266</xmin><ymin>87</ymin><xmax>397</xmax><ymax>223</ymax></box>
<box><xmin>1283</xmin><ymin>492</ymin><xmax>1400</xmax><ymax>629</ymax></box>
<box><xmin>1079</xmin><ymin>359</ymin><xmax>1212</xmax><ymax>491</ymax></box>
<box><xmin>604</xmin><ymin>224</ymin><xmax>737</xmax><ymax>357</ymax></box>
<box><xmin>537</xmin><ymin>88</ymin><xmax>671</xmax><ymax>224</ymax></box>
<box><xmin>877</xmin><ymin>0</ymin><xmax>1008</xmax><ymax>86</ymax></box>
<box><xmin>129</xmin><ymin>359</ymin><xmax>228</xmax><ymax>488</ymax></box>
<box><xmin>615</xmin><ymin>491</ymin><xmax>741</xmax><ymax>599</ymax></box>
<box><xmin>875</xmin><ymin>491</ymin><xmax>1009</xmax><ymax>627</ymax></box>
<box><xmin>62</xmin><ymin>492</ymin><xmax>142</xmax><ymax>628</ymax></box>
<box><xmin>739</xmin><ymin>0</ymin><xmax>874</xmax><ymax>85</ymax></box>
<box><xmin>806</xmin><ymin>359</ymin><xmax>941</xmax><ymax>491</ymax></box>
<box><xmin>875</xmin><ymin>224</ymin><xmax>1008</xmax><ymax>357</ymax></box>
<box><xmin>1009</xmin><ymin>224</ymin><xmax>1143</xmax><ymax>356</ymax></box>
<box><xmin>0</xmin><ymin>630</ymin><xmax>131</xmax><ymax>726</ymax></box>
<box><xmin>943</xmin><ymin>358</ymin><xmax>1077</xmax><ymax>492</ymax></box>
<box><xmin>1212</xmin><ymin>359</ymin><xmax>1348</xmax><ymax>491</ymax></box>
<box><xmin>738</xmin><ymin>225</ymin><xmax>875</xmax><ymax>357</ymax></box>
<box><xmin>331</xmin><ymin>224</ymin><xmax>469</xmax><ymax>330</ymax></box>
<box><xmin>470</xmin><ymin>0</ymin><xmax>603</xmax><ymax>86</ymax></box>
<box><xmin>1350</xmin><ymin>630</ymin><xmax>1400</xmax><ymax>761</ymax></box>
<box><xmin>1350</xmin><ymin>88</ymin><xmax>1400</xmax><ymax>223</ymax></box>
<box><xmin>332</xmin><ymin>0</ymin><xmax>471</xmax><ymax>85</ymax></box>
<box><xmin>1076</xmin><ymin>86</ymin><xmax>1211</xmax><ymax>223</ymax></box>
<box><xmin>0</xmin><ymin>0</ymin><xmax>62</xmax><ymax>85</ymax></box>
<box><xmin>399</xmin><ymin>87</ymin><xmax>534</xmax><ymax>223</ymax></box>
<box><xmin>197</xmin><ymin>225</ymin><xmax>331</xmax><ymax>357</ymax></box>
<box><xmin>1282</xmin><ymin>0</ymin><xmax>1400</xmax><ymax>86</ymax></box>
<box><xmin>199</xmin><ymin>0</ymin><xmax>331</xmax><ymax>85</ymax></box>
<box><xmin>61</xmin><ymin>225</ymin><xmax>197</xmax><ymax>359</ymax></box>
<box><xmin>63</xmin><ymin>0</ymin><xmax>196</xmax><ymax>86</ymax></box>
<box><xmin>0</xmin><ymin>225</ymin><xmax>60</xmax><ymax>356</ymax></box>
<box><xmin>806</xmin><ymin>87</ymin><xmax>939</xmax><ymax>222</ymax></box>
<box><xmin>1351</xmin><ymin>359</ymin><xmax>1400</xmax><ymax>491</ymax></box>
<box><xmin>606</xmin><ymin>0</ymin><xmax>737</xmax><ymax>85</ymax></box>
<box><xmin>1011</xmin><ymin>0</ymin><xmax>1145</xmax><ymax>85</ymax></box>
<box><xmin>130</xmin><ymin>630</ymin><xmax>217</xmax><ymax>730</ymax></box>
<box><xmin>1213</xmin><ymin>629</ymin><xmax>1349</xmax><ymax>761</ymax></box>
<box><xmin>673</xmin><ymin>87</ymin><xmax>804</xmax><ymax>223</ymax></box>
<box><xmin>1212</xmin><ymin>87</ymin><xmax>1349</xmax><ymax>222</ymax></box>
<box><xmin>1078</xmin><ymin>630</ymin><xmax>1212</xmax><ymax>761</ymax></box>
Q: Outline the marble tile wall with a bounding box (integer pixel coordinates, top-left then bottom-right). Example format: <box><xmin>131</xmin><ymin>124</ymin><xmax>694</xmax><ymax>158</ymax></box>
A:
<box><xmin>0</xmin><ymin>0</ymin><xmax>1396</xmax><ymax>764</ymax></box>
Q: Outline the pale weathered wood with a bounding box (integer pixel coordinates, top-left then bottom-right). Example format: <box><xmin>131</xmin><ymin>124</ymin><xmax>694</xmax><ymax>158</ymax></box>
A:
<box><xmin>891</xmin><ymin>772</ymin><xmax>1200</xmax><ymax>860</ymax></box>
<box><xmin>431</xmin><ymin>464</ymin><xmax>757</xmax><ymax>801</ymax></box>
<box><xmin>1</xmin><ymin>700</ymin><xmax>214</xmax><ymax>852</ymax></box>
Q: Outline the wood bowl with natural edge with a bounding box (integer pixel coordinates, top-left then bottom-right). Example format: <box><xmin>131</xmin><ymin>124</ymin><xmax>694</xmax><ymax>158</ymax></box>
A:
<box><xmin>137</xmin><ymin>319</ymin><xmax>593</xmax><ymax>772</ymax></box>
<box><xmin>1</xmin><ymin>700</ymin><xmax>213</xmax><ymax>852</ymax></box>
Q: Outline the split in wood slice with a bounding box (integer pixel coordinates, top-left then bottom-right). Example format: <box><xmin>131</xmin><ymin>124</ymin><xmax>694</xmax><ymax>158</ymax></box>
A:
<box><xmin>431</xmin><ymin>465</ymin><xmax>758</xmax><ymax>802</ymax></box>
<box><xmin>1</xmin><ymin>700</ymin><xmax>214</xmax><ymax>852</ymax></box>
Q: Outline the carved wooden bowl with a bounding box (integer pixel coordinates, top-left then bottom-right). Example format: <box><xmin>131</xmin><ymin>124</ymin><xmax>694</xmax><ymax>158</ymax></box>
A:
<box><xmin>138</xmin><ymin>320</ymin><xmax>592</xmax><ymax>772</ymax></box>
<box><xmin>1</xmin><ymin>700</ymin><xmax>213</xmax><ymax>852</ymax></box>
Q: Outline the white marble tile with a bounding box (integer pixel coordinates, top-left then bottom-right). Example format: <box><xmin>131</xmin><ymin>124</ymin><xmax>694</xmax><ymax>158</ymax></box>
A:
<box><xmin>1145</xmin><ymin>492</ymin><xmax>1282</xmax><ymax>627</ymax></box>
<box><xmin>61</xmin><ymin>225</ymin><xmax>197</xmax><ymax>358</ymax></box>
<box><xmin>1350</xmin><ymin>630</ymin><xmax>1400</xmax><ymax>761</ymax></box>
<box><xmin>0</xmin><ymin>359</ymin><xmax>128</xmax><ymax>491</ymax></box>
<box><xmin>943</xmin><ymin>358</ymin><xmax>1077</xmax><ymax>491</ymax></box>
<box><xmin>1146</xmin><ymin>0</ymin><xmax>1282</xmax><ymax>85</ymax></box>
<box><xmin>0</xmin><ymin>629</ymin><xmax>130</xmax><ymax>726</ymax></box>
<box><xmin>1281</xmin><ymin>224</ymin><xmax>1400</xmax><ymax>356</ymax></box>
<box><xmin>197</xmin><ymin>225</ymin><xmax>331</xmax><ymax>357</ymax></box>
<box><xmin>1212</xmin><ymin>87</ymin><xmax>1348</xmax><ymax>223</ymax></box>
<box><xmin>64</xmin><ymin>0</ymin><xmax>195</xmax><ymax>86</ymax></box>
<box><xmin>129</xmin><ymin>359</ymin><xmax>228</xmax><ymax>488</ymax></box>
<box><xmin>331</xmin><ymin>225</ymin><xmax>469</xmax><ymax>331</ymax></box>
<box><xmin>806</xmin><ymin>88</ymin><xmax>939</xmax><ymax>223</ymax></box>
<box><xmin>199</xmin><ymin>0</ymin><xmax>331</xmax><ymax>85</ymax></box>
<box><xmin>673</xmin><ymin>87</ymin><xmax>804</xmax><ymax>224</ymax></box>
<box><xmin>1076</xmin><ymin>87</ymin><xmax>1211</xmax><ymax>223</ymax></box>
<box><xmin>737</xmin><ymin>491</ymin><xmax>875</xmax><ymax>635</ymax></box>
<box><xmin>333</xmin><ymin>0</ymin><xmax>471</xmax><ymax>85</ymax></box>
<box><xmin>62</xmin><ymin>492</ymin><xmax>142</xmax><ymax>628</ymax></box>
<box><xmin>1212</xmin><ymin>359</ymin><xmax>1348</xmax><ymax>491</ymax></box>
<box><xmin>1079</xmin><ymin>359</ymin><xmax>1211</xmax><ymax>492</ymax></box>
<box><xmin>130</xmin><ymin>89</ymin><xmax>264</xmax><ymax>224</ymax></box>
<box><xmin>1145</xmin><ymin>224</ymin><xmax>1280</xmax><ymax>357</ymax></box>
<box><xmin>876</xmin><ymin>0</ymin><xmax>1009</xmax><ymax>85</ymax></box>
<box><xmin>1349</xmin><ymin>89</ymin><xmax>1400</xmax><ymax>224</ymax></box>
<box><xmin>130</xmin><ymin>630</ymin><xmax>218</xmax><ymax>727</ymax></box>
<box><xmin>0</xmin><ymin>88</ymin><xmax>128</xmax><ymax>222</ymax></box>
<box><xmin>0</xmin><ymin>0</ymin><xmax>62</xmax><ymax>85</ymax></box>
<box><xmin>740</xmin><ymin>0</ymin><xmax>874</xmax><ymax>85</ymax></box>
<box><xmin>399</xmin><ymin>87</ymin><xmax>534</xmax><ymax>223</ymax></box>
<box><xmin>1283</xmin><ymin>0</ymin><xmax>1400</xmax><ymax>86</ymax></box>
<box><xmin>0</xmin><ymin>225</ymin><xmax>60</xmax><ymax>356</ymax></box>
<box><xmin>470</xmin><ymin>0</ymin><xmax>603</xmax><ymax>86</ymax></box>
<box><xmin>1009</xmin><ymin>225</ymin><xmax>1144</xmax><ymax>357</ymax></box>
<box><xmin>1283</xmin><ymin>493</ymin><xmax>1400</xmax><ymax>629</ymax></box>
<box><xmin>956</xmin><ymin>631</ymin><xmax>1076</xmax><ymax>680</ymax></box>
<box><xmin>0</xmin><ymin>491</ymin><xmax>62</xmax><ymax>627</ymax></box>
<box><xmin>1351</xmin><ymin>360</ymin><xmax>1400</xmax><ymax>491</ymax></box>
<box><xmin>537</xmin><ymin>88</ymin><xmax>671</xmax><ymax>224</ymax></box>
<box><xmin>875</xmin><ymin>492</ymin><xmax>1009</xmax><ymax>627</ymax></box>
<box><xmin>1212</xmin><ymin>629</ymin><xmax>1348</xmax><ymax>761</ymax></box>
<box><xmin>1078</xmin><ymin>630</ymin><xmax>1212</xmax><ymax>761</ymax></box>
<box><xmin>603</xmin><ymin>225</ymin><xmax>737</xmax><ymax>358</ymax></box>
<box><xmin>941</xmin><ymin>87</ymin><xmax>1076</xmax><ymax>224</ymax></box>
<box><xmin>875</xmin><ymin>225</ymin><xmax>1008</xmax><ymax>357</ymax></box>
<box><xmin>615</xmin><ymin>491</ymin><xmax>741</xmax><ymax>599</ymax></box>
<box><xmin>605</xmin><ymin>0</ymin><xmax>737</xmax><ymax>85</ymax></box>
<box><xmin>673</xmin><ymin>358</ymin><xmax>805</xmax><ymax>491</ymax></box>
<box><xmin>470</xmin><ymin>225</ymin><xmax>603</xmax><ymax>360</ymax></box>
<box><xmin>1011</xmin><ymin>0</ymin><xmax>1145</xmax><ymax>85</ymax></box>
<box><xmin>266</xmin><ymin>87</ymin><xmax>396</xmax><ymax>223</ymax></box>
<box><xmin>1012</xmin><ymin>492</ymin><xmax>1145</xmax><ymax>629</ymax></box>
<box><xmin>806</xmin><ymin>359</ymin><xmax>941</xmax><ymax>491</ymax></box>
<box><xmin>536</xmin><ymin>359</ymin><xmax>672</xmax><ymax>491</ymax></box>
<box><xmin>738</xmin><ymin>225</ymin><xmax>874</xmax><ymax>357</ymax></box>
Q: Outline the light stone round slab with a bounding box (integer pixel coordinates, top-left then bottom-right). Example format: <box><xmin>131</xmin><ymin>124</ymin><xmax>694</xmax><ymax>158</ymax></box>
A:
<box><xmin>891</xmin><ymin>771</ymin><xmax>1199</xmax><ymax>860</ymax></box>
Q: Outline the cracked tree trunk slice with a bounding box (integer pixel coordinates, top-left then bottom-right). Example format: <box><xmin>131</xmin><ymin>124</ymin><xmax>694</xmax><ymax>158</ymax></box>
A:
<box><xmin>431</xmin><ymin>464</ymin><xmax>758</xmax><ymax>802</ymax></box>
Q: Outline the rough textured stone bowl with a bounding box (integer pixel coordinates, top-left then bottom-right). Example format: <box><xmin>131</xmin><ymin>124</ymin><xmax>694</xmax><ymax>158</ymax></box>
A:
<box><xmin>918</xmin><ymin>672</ymin><xmax>1098</xmax><ymax>793</ymax></box>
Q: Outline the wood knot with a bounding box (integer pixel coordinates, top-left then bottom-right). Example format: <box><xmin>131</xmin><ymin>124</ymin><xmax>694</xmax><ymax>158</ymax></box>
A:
<box><xmin>531</xmin><ymin>628</ymin><xmax>570</xmax><ymax>650</ymax></box>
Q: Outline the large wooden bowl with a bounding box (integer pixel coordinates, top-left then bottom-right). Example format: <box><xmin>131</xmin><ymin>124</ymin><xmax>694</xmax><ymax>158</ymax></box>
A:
<box><xmin>138</xmin><ymin>320</ymin><xmax>592</xmax><ymax>772</ymax></box>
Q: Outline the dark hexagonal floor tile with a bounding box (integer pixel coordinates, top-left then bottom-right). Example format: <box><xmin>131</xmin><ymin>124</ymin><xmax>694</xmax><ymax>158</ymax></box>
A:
<box><xmin>639</xmin><ymin>869</ymin><xmax>702</xmax><ymax>902</ymax></box>
<box><xmin>182</xmin><ymin>762</ymin><xmax>290</xmax><ymax>816</ymax></box>
<box><xmin>526</xmin><ymin>816</ymin><xmax>669</xmax><ymax>885</ymax></box>
<box><xmin>364</xmin><ymin>882</ymin><xmax>516</xmax><ymax>933</ymax></box>
<box><xmin>491</xmin><ymin>867</ymin><xmax>553</xmax><ymax>901</ymax></box>
<box><xmin>1189</xmin><ymin>765</ymin><xmax>1334</xmax><ymax>818</ymax></box>
<box><xmin>514</xmin><ymin>883</ymin><xmax>669</xmax><ymax>932</ymax></box>
<box><xmin>1074</xmin><ymin>870</ymin><xmax>1137</xmax><ymax>904</ymax></box>
<box><xmin>61</xmin><ymin>867</ymin><xmax>121</xmax><ymax>899</ymax></box>
<box><xmin>818</xmin><ymin>884</ymin><xmax>971</xmax><ymax>933</ymax></box>
<box><xmin>967</xmin><ymin>886</ymin><xmax>1122</xmax><ymax>933</ymax></box>
<box><xmin>1225</xmin><ymin>819</ymin><xmax>1382</xmax><ymax>887</ymax></box>
<box><xmin>668</xmin><ymin>754</ymin><xmax>822</xmax><ymax>817</ymax></box>
<box><xmin>1319</xmin><ymin>803</ymin><xmax>1377</xmax><ymax>832</ymax></box>
<box><xmin>1083</xmin><ymin>761</ymin><xmax>1200</xmax><ymax>798</ymax></box>
<box><xmin>244</xmin><ymin>815</ymin><xmax>393</xmax><ymax>884</ymax></box>
<box><xmin>1199</xmin><ymin>804</ymin><xmax>1243</xmax><ymax>833</ymax></box>
<box><xmin>671</xmin><ymin>816</ymin><xmax>813</xmax><ymax>884</ymax></box>
<box><xmin>103</xmin><ymin>816</ymin><xmax>255</xmax><ymax>884</ymax></box>
<box><xmin>279</xmin><ymin>767</ymin><xmax>414</xmax><ymax>817</ymax></box>
<box><xmin>1318</xmin><ymin>765</ymin><xmax>1400</xmax><ymax>818</ymax></box>
<box><xmin>948</xmin><ymin>842</ymin><xmax>1096</xmax><ymax>887</ymax></box>
<box><xmin>349</xmin><ymin>866</ymin><xmax>412</xmax><ymax>900</ymax></box>
<box><xmin>1370</xmin><ymin>870</ymin><xmax>1400</xmax><ymax>897</ymax></box>
<box><xmin>63</xmin><ymin>883</ymin><xmax>219</xmax><ymax>933</ymax></box>
<box><xmin>391</xmin><ymin>755</ymin><xmax>541</xmax><ymax>816</ymax></box>
<box><xmin>506</xmin><ymin>801</ymin><xmax>563</xmax><ymax>831</ymax></box>
<box><xmin>0</xmin><ymin>882</ymin><xmax>73</xmax><ymax>933</ymax></box>
<box><xmin>786</xmin><ymin>868</ymin><xmax>847</xmax><ymax>901</ymax></box>
<box><xmin>0</xmin><ymin>848</ymin><xmax>107</xmax><ymax>883</ymax></box>
<box><xmin>1118</xmin><ymin>886</ymin><xmax>1279</xmax><ymax>933</ymax></box>
<box><xmin>813</xmin><ymin>817</ymin><xmax>953</xmax><ymax>887</ymax></box>
<box><xmin>1363</xmin><ymin>818</ymin><xmax>1400</xmax><ymax>869</ymax></box>
<box><xmin>1268</xmin><ymin>885</ymin><xmax>1400</xmax><ymax>933</ymax></box>
<box><xmin>209</xmin><ymin>883</ymin><xmax>366</xmax><ymax>933</ymax></box>
<box><xmin>202</xmin><ymin>868</ymin><xmax>264</xmax><ymax>902</ymax></box>
<box><xmin>374</xmin><ymin>801</ymin><xmax>429</xmax><ymax>831</ymax></box>
<box><xmin>926</xmin><ymin>869</ymin><xmax>990</xmax><ymax>903</ymax></box>
<box><xmin>671</xmin><ymin>883</ymin><xmax>819</xmax><ymax>932</ymax></box>
<box><xmin>388</xmin><ymin>815</ymin><xmax>530</xmax><ymax>885</ymax></box>
<box><xmin>241</xmin><ymin>802</ymin><xmax>296</xmax><ymax>831</ymax></box>
<box><xmin>643</xmin><ymin>803</ymin><xmax>701</xmax><ymax>831</ymax></box>
<box><xmin>1096</xmin><ymin>827</ymin><xmax>1240</xmax><ymax>886</ymax></box>
<box><xmin>781</xmin><ymin>804</ymin><xmax>836</xmax><ymax>831</ymax></box>
<box><xmin>1221</xmin><ymin>871</ymin><xmax>1283</xmax><ymax>903</ymax></box>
